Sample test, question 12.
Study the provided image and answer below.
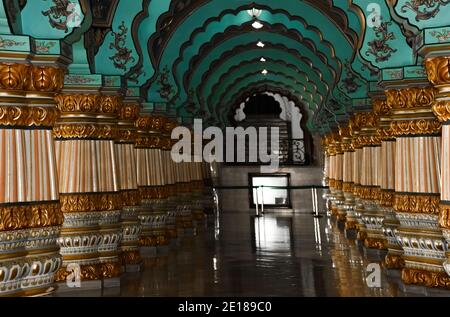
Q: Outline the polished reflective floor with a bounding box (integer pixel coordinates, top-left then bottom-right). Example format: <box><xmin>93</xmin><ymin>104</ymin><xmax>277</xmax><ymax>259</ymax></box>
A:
<box><xmin>61</xmin><ymin>208</ymin><xmax>450</xmax><ymax>297</ymax></box>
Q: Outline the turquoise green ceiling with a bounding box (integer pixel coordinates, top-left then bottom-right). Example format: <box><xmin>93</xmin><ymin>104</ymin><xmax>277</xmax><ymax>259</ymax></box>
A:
<box><xmin>1</xmin><ymin>0</ymin><xmax>449</xmax><ymax>133</ymax></box>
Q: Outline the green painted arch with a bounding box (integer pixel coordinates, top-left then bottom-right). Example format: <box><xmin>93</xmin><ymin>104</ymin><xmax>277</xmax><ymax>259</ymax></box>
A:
<box><xmin>207</xmin><ymin>62</ymin><xmax>321</xmax><ymax>112</ymax></box>
<box><xmin>216</xmin><ymin>72</ymin><xmax>317</xmax><ymax>121</ymax></box>
<box><xmin>124</xmin><ymin>0</ymin><xmax>170</xmax><ymax>87</ymax></box>
<box><xmin>193</xmin><ymin>44</ymin><xmax>330</xmax><ymax>106</ymax></box>
<box><xmin>199</xmin><ymin>55</ymin><xmax>325</xmax><ymax>108</ymax></box>
<box><xmin>149</xmin><ymin>25</ymin><xmax>340</xmax><ymax>104</ymax></box>
<box><xmin>154</xmin><ymin>0</ymin><xmax>360</xmax><ymax>71</ymax></box>
<box><xmin>183</xmin><ymin>42</ymin><xmax>329</xmax><ymax>110</ymax></box>
<box><xmin>173</xmin><ymin>8</ymin><xmax>347</xmax><ymax>89</ymax></box>
<box><xmin>181</xmin><ymin>24</ymin><xmax>340</xmax><ymax>91</ymax></box>
<box><xmin>94</xmin><ymin>0</ymin><xmax>143</xmax><ymax>76</ymax></box>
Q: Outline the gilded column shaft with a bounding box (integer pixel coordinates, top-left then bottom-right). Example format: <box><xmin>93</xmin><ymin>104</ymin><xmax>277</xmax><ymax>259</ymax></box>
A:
<box><xmin>116</xmin><ymin>103</ymin><xmax>142</xmax><ymax>266</ymax></box>
<box><xmin>135</xmin><ymin>115</ymin><xmax>169</xmax><ymax>250</ymax></box>
<box><xmin>54</xmin><ymin>94</ymin><xmax>122</xmax><ymax>281</ymax></box>
<box><xmin>351</xmin><ymin>111</ymin><xmax>383</xmax><ymax>246</ymax></box>
<box><xmin>0</xmin><ymin>61</ymin><xmax>66</xmax><ymax>296</ymax></box>
<box><xmin>386</xmin><ymin>85</ymin><xmax>448</xmax><ymax>287</ymax></box>
<box><xmin>426</xmin><ymin>56</ymin><xmax>450</xmax><ymax>284</ymax></box>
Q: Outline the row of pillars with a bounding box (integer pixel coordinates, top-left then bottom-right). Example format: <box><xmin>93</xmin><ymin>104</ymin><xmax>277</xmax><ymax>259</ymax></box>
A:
<box><xmin>322</xmin><ymin>56</ymin><xmax>450</xmax><ymax>289</ymax></box>
<box><xmin>0</xmin><ymin>60</ymin><xmax>214</xmax><ymax>296</ymax></box>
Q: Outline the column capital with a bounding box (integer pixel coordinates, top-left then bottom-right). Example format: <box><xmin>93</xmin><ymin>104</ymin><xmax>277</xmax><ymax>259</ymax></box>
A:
<box><xmin>384</xmin><ymin>86</ymin><xmax>441</xmax><ymax>136</ymax></box>
<box><xmin>135</xmin><ymin>114</ymin><xmax>163</xmax><ymax>149</ymax></box>
<box><xmin>339</xmin><ymin>124</ymin><xmax>354</xmax><ymax>152</ymax></box>
<box><xmin>425</xmin><ymin>56</ymin><xmax>450</xmax><ymax>90</ymax></box>
<box><xmin>54</xmin><ymin>94</ymin><xmax>121</xmax><ymax>140</ymax></box>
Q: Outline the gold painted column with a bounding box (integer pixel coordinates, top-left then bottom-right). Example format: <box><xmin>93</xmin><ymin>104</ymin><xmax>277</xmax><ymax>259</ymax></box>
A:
<box><xmin>337</xmin><ymin>124</ymin><xmax>354</xmax><ymax>224</ymax></box>
<box><xmin>116</xmin><ymin>102</ymin><xmax>142</xmax><ymax>270</ymax></box>
<box><xmin>426</xmin><ymin>56</ymin><xmax>450</xmax><ymax>283</ymax></box>
<box><xmin>54</xmin><ymin>94</ymin><xmax>122</xmax><ymax>284</ymax></box>
<box><xmin>346</xmin><ymin>114</ymin><xmax>362</xmax><ymax>234</ymax></box>
<box><xmin>386</xmin><ymin>87</ymin><xmax>448</xmax><ymax>288</ymax></box>
<box><xmin>373</xmin><ymin>99</ymin><xmax>404</xmax><ymax>269</ymax></box>
<box><xmin>0</xmin><ymin>61</ymin><xmax>65</xmax><ymax>296</ymax></box>
<box><xmin>135</xmin><ymin>115</ymin><xmax>169</xmax><ymax>255</ymax></box>
<box><xmin>160</xmin><ymin>119</ymin><xmax>178</xmax><ymax>244</ymax></box>
<box><xmin>329</xmin><ymin>132</ymin><xmax>344</xmax><ymax>217</ymax></box>
<box><xmin>356</xmin><ymin>111</ymin><xmax>386</xmax><ymax>250</ymax></box>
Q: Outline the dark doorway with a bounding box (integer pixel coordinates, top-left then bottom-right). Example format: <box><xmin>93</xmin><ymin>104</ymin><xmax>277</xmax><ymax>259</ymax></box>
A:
<box><xmin>244</xmin><ymin>94</ymin><xmax>281</xmax><ymax>117</ymax></box>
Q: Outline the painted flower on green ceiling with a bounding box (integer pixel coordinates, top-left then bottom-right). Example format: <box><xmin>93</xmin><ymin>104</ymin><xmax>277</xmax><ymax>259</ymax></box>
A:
<box><xmin>42</xmin><ymin>0</ymin><xmax>82</xmax><ymax>33</ymax></box>
<box><xmin>365</xmin><ymin>22</ymin><xmax>397</xmax><ymax>63</ymax></box>
<box><xmin>109</xmin><ymin>21</ymin><xmax>136</xmax><ymax>71</ymax></box>
<box><xmin>401</xmin><ymin>0</ymin><xmax>450</xmax><ymax>21</ymax></box>
<box><xmin>429</xmin><ymin>29</ymin><xmax>450</xmax><ymax>42</ymax></box>
<box><xmin>156</xmin><ymin>66</ymin><xmax>176</xmax><ymax>103</ymax></box>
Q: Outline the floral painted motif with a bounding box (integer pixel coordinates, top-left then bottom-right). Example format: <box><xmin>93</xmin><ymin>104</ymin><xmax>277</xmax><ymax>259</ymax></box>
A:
<box><xmin>0</xmin><ymin>36</ymin><xmax>26</xmax><ymax>49</ymax></box>
<box><xmin>401</xmin><ymin>0</ymin><xmax>450</xmax><ymax>21</ymax></box>
<box><xmin>385</xmin><ymin>70</ymin><xmax>403</xmax><ymax>80</ymax></box>
<box><xmin>156</xmin><ymin>66</ymin><xmax>175</xmax><ymax>101</ymax></box>
<box><xmin>42</xmin><ymin>0</ymin><xmax>82</xmax><ymax>33</ymax></box>
<box><xmin>430</xmin><ymin>29</ymin><xmax>450</xmax><ymax>42</ymax></box>
<box><xmin>65</xmin><ymin>75</ymin><xmax>98</xmax><ymax>85</ymax></box>
<box><xmin>109</xmin><ymin>21</ymin><xmax>135</xmax><ymax>71</ymax></box>
<box><xmin>35</xmin><ymin>41</ymin><xmax>56</xmax><ymax>54</ymax></box>
<box><xmin>366</xmin><ymin>21</ymin><xmax>397</xmax><ymax>63</ymax></box>
<box><xmin>340</xmin><ymin>61</ymin><xmax>361</xmax><ymax>94</ymax></box>
<box><xmin>406</xmin><ymin>69</ymin><xmax>427</xmax><ymax>76</ymax></box>
<box><xmin>127</xmin><ymin>65</ymin><xmax>145</xmax><ymax>84</ymax></box>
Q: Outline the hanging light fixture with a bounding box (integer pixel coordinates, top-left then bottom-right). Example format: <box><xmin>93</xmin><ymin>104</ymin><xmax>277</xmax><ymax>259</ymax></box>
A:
<box><xmin>247</xmin><ymin>8</ymin><xmax>263</xmax><ymax>29</ymax></box>
<box><xmin>260</xmin><ymin>57</ymin><xmax>266</xmax><ymax>62</ymax></box>
<box><xmin>261</xmin><ymin>69</ymin><xmax>268</xmax><ymax>75</ymax></box>
<box><xmin>252</xmin><ymin>20</ymin><xmax>263</xmax><ymax>29</ymax></box>
<box><xmin>247</xmin><ymin>8</ymin><xmax>262</xmax><ymax>18</ymax></box>
<box><xmin>256</xmin><ymin>41</ymin><xmax>265</xmax><ymax>48</ymax></box>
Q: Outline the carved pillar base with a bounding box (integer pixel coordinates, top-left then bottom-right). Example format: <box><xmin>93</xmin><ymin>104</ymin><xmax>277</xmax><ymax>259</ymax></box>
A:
<box><xmin>395</xmin><ymin>196</ymin><xmax>446</xmax><ymax>287</ymax></box>
<box><xmin>120</xmin><ymin>205</ymin><xmax>142</xmax><ymax>266</ymax></box>
<box><xmin>98</xmin><ymin>210</ymin><xmax>122</xmax><ymax>279</ymax></box>
<box><xmin>165</xmin><ymin>197</ymin><xmax>178</xmax><ymax>242</ymax></box>
<box><xmin>382</xmin><ymin>204</ymin><xmax>404</xmax><ymax>269</ymax></box>
<box><xmin>402</xmin><ymin>267</ymin><xmax>450</xmax><ymax>289</ymax></box>
<box><xmin>139</xmin><ymin>199</ymin><xmax>169</xmax><ymax>251</ymax></box>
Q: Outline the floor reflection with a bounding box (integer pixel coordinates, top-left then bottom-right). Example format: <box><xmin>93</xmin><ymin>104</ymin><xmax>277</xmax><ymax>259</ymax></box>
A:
<box><xmin>86</xmin><ymin>210</ymin><xmax>449</xmax><ymax>297</ymax></box>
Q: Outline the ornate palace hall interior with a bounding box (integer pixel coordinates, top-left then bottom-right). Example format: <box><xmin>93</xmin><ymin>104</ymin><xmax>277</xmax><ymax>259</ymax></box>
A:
<box><xmin>2</xmin><ymin>0</ymin><xmax>450</xmax><ymax>298</ymax></box>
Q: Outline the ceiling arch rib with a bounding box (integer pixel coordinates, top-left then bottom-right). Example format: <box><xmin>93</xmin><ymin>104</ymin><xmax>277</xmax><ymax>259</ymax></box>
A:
<box><xmin>143</xmin><ymin>0</ymin><xmax>366</xmax><ymax>109</ymax></box>
<box><xmin>185</xmin><ymin>39</ymin><xmax>332</xmax><ymax>105</ymax></box>
<box><xmin>203</xmin><ymin>58</ymin><xmax>322</xmax><ymax>110</ymax></box>
<box><xmin>149</xmin><ymin>0</ymin><xmax>361</xmax><ymax>70</ymax></box>
<box><xmin>177</xmin><ymin>21</ymin><xmax>340</xmax><ymax>95</ymax></box>
<box><xmin>216</xmin><ymin>73</ymin><xmax>316</xmax><ymax>123</ymax></box>
<box><xmin>173</xmin><ymin>8</ymin><xmax>345</xmax><ymax>89</ymax></box>
<box><xmin>207</xmin><ymin>63</ymin><xmax>320</xmax><ymax>114</ymax></box>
